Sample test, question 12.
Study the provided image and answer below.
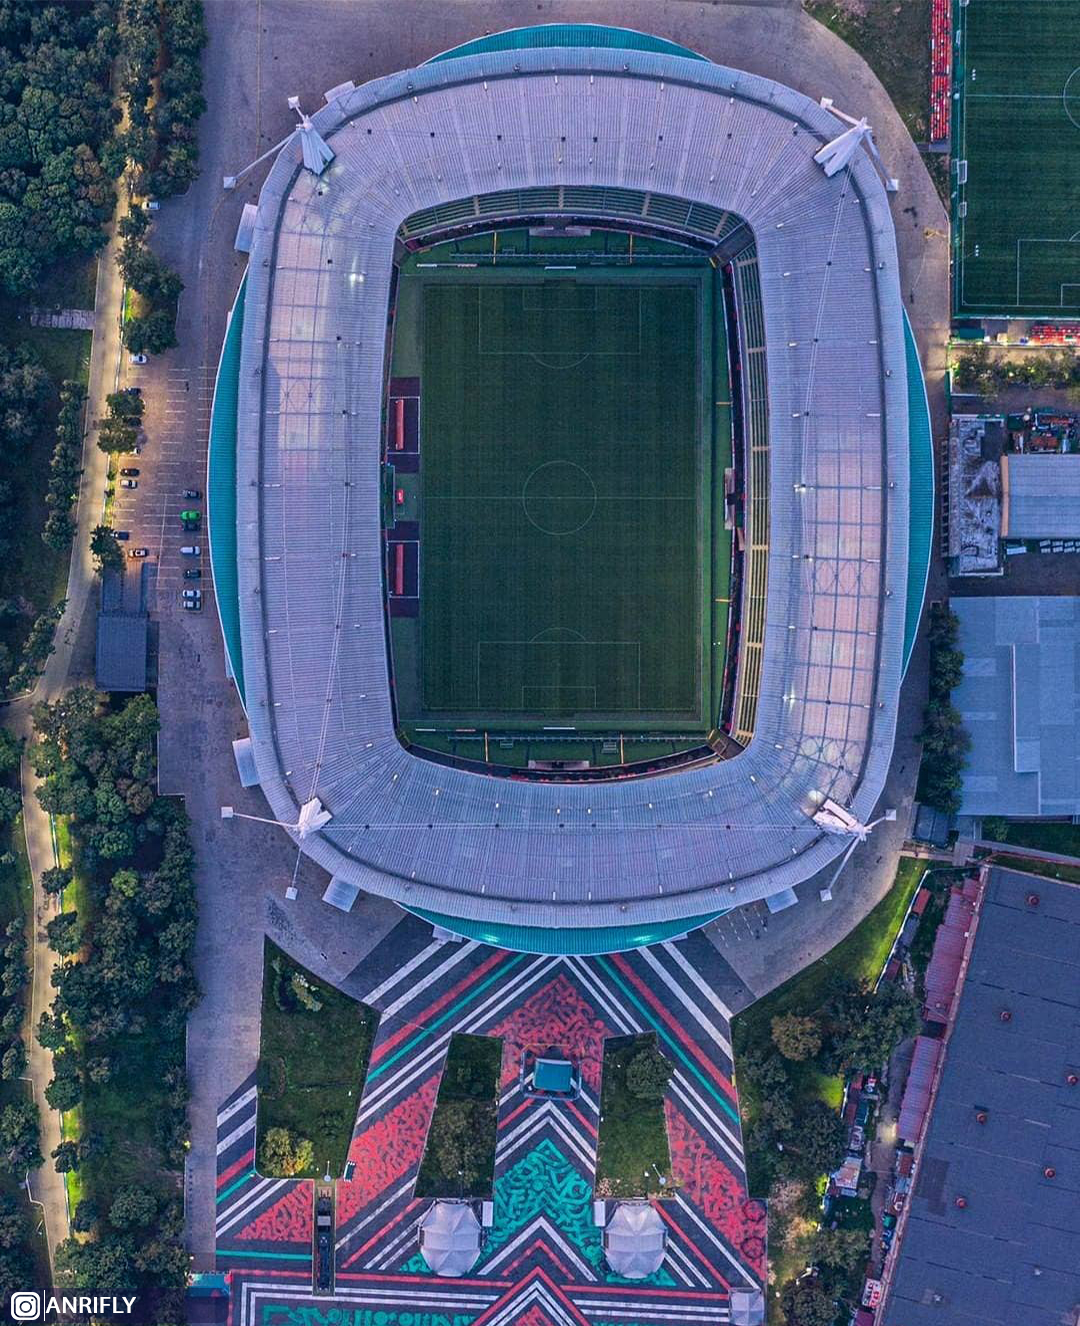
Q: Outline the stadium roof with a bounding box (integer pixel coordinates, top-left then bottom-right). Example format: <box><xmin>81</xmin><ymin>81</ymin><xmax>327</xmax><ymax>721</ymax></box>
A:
<box><xmin>952</xmin><ymin>596</ymin><xmax>1080</xmax><ymax>817</ymax></box>
<box><xmin>881</xmin><ymin>868</ymin><xmax>1080</xmax><ymax>1326</ymax></box>
<box><xmin>220</xmin><ymin>27</ymin><xmax>915</xmax><ymax>938</ymax></box>
<box><xmin>1001</xmin><ymin>452</ymin><xmax>1080</xmax><ymax>539</ymax></box>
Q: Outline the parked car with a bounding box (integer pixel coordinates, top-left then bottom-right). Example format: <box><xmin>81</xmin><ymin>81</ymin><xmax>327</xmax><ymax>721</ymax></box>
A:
<box><xmin>119</xmin><ymin>479</ymin><xmax>137</xmax><ymax>489</ymax></box>
<box><xmin>182</xmin><ymin>489</ymin><xmax>201</xmax><ymax>500</ymax></box>
<box><xmin>122</xmin><ymin>386</ymin><xmax>142</xmax><ymax>396</ymax></box>
<box><xmin>182</xmin><ymin>598</ymin><xmax>202</xmax><ymax>611</ymax></box>
<box><xmin>182</xmin><ymin>589</ymin><xmax>201</xmax><ymax>601</ymax></box>
<box><xmin>128</xmin><ymin>548</ymin><xmax>149</xmax><ymax>559</ymax></box>
<box><xmin>180</xmin><ymin>545</ymin><xmax>200</xmax><ymax>556</ymax></box>
<box><xmin>127</xmin><ymin>445</ymin><xmax>142</xmax><ymax>456</ymax></box>
<box><xmin>180</xmin><ymin>509</ymin><xmax>201</xmax><ymax>522</ymax></box>
<box><xmin>183</xmin><ymin>568</ymin><xmax>201</xmax><ymax>580</ymax></box>
<box><xmin>145</xmin><ymin>199</ymin><xmax>160</xmax><ymax>211</ymax></box>
<box><xmin>128</xmin><ymin>353</ymin><xmax>147</xmax><ymax>365</ymax></box>
<box><xmin>113</xmin><ymin>530</ymin><xmax>130</xmax><ymax>541</ymax></box>
<box><xmin>119</xmin><ymin>467</ymin><xmax>139</xmax><ymax>477</ymax></box>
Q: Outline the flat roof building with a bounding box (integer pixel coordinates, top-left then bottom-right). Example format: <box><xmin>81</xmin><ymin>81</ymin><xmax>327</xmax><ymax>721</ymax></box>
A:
<box><xmin>95</xmin><ymin>611</ymin><xmax>148</xmax><ymax>694</ymax></box>
<box><xmin>953</xmin><ymin>596</ymin><xmax>1080</xmax><ymax>817</ymax></box>
<box><xmin>1001</xmin><ymin>452</ymin><xmax>1080</xmax><ymax>539</ymax></box>
<box><xmin>880</xmin><ymin>868</ymin><xmax>1080</xmax><ymax>1326</ymax></box>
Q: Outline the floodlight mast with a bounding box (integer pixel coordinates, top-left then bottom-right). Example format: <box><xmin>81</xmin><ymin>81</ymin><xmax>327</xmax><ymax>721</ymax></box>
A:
<box><xmin>220</xmin><ymin>798</ymin><xmax>332</xmax><ymax>840</ymax></box>
<box><xmin>815</xmin><ymin>97</ymin><xmax>900</xmax><ymax>192</ymax></box>
<box><xmin>223</xmin><ymin>96</ymin><xmax>335</xmax><ymax>190</ymax></box>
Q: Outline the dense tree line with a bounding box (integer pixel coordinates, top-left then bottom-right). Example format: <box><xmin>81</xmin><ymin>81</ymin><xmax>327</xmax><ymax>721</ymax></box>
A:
<box><xmin>117</xmin><ymin>211</ymin><xmax>182</xmax><ymax>355</ymax></box>
<box><xmin>0</xmin><ymin>345</ymin><xmax>50</xmax><ymax>569</ymax></box>
<box><xmin>30</xmin><ymin>689</ymin><xmax>198</xmax><ymax>1312</ymax></box>
<box><xmin>41</xmin><ymin>382</ymin><xmax>85</xmax><ymax>553</ymax></box>
<box><xmin>954</xmin><ymin>344</ymin><xmax>1080</xmax><ymax>399</ymax></box>
<box><xmin>738</xmin><ymin>971</ymin><xmax>921</xmax><ymax>1324</ymax></box>
<box><xmin>917</xmin><ymin>604</ymin><xmax>969</xmax><ymax>814</ymax></box>
<box><xmin>0</xmin><ymin>2</ymin><xmax>121</xmax><ymax>295</ymax></box>
<box><xmin>119</xmin><ymin>0</ymin><xmax>207</xmax><ymax>200</ymax></box>
<box><xmin>0</xmin><ymin>726</ymin><xmax>44</xmax><ymax>1291</ymax></box>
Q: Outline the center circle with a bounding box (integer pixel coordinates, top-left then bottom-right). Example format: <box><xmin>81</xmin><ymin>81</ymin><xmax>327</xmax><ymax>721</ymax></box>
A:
<box><xmin>1064</xmin><ymin>67</ymin><xmax>1080</xmax><ymax>130</ymax></box>
<box><xmin>522</xmin><ymin>460</ymin><xmax>598</xmax><ymax>536</ymax></box>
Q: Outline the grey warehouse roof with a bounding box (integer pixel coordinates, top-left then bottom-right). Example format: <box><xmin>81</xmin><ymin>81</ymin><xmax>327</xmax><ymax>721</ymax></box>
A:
<box><xmin>95</xmin><ymin>611</ymin><xmax>148</xmax><ymax>694</ymax></box>
<box><xmin>233</xmin><ymin>41</ymin><xmax>910</xmax><ymax>930</ymax></box>
<box><xmin>1002</xmin><ymin>452</ymin><xmax>1080</xmax><ymax>539</ymax></box>
<box><xmin>881</xmin><ymin>868</ymin><xmax>1080</xmax><ymax>1326</ymax></box>
<box><xmin>953</xmin><ymin>596</ymin><xmax>1080</xmax><ymax>817</ymax></box>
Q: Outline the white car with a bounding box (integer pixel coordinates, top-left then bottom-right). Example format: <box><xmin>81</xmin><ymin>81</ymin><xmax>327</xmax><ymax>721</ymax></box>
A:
<box><xmin>119</xmin><ymin>478</ymin><xmax>137</xmax><ymax>489</ymax></box>
<box><xmin>128</xmin><ymin>353</ymin><xmax>148</xmax><ymax>366</ymax></box>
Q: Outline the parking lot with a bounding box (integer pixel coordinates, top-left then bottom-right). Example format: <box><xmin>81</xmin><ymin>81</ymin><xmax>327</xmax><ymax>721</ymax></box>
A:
<box><xmin>110</xmin><ymin>362</ymin><xmax>217</xmax><ymax>615</ymax></box>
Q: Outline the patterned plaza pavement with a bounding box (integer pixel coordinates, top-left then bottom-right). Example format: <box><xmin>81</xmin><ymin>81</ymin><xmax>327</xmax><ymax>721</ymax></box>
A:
<box><xmin>212</xmin><ymin>918</ymin><xmax>765</xmax><ymax>1325</ymax></box>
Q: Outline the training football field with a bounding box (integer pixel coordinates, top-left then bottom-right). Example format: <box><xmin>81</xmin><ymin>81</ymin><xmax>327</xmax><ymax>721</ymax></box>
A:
<box><xmin>417</xmin><ymin>276</ymin><xmax>707</xmax><ymax>727</ymax></box>
<box><xmin>954</xmin><ymin>0</ymin><xmax>1080</xmax><ymax>315</ymax></box>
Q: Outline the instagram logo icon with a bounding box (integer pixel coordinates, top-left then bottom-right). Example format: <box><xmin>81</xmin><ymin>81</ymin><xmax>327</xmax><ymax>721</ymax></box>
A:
<box><xmin>10</xmin><ymin>1293</ymin><xmax>40</xmax><ymax>1321</ymax></box>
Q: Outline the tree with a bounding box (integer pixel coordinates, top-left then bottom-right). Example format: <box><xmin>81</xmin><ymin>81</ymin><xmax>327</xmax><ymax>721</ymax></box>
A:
<box><xmin>123</xmin><ymin>307</ymin><xmax>178</xmax><ymax>356</ymax></box>
<box><xmin>90</xmin><ymin>524</ymin><xmax>123</xmax><ymax>572</ymax></box>
<box><xmin>836</xmin><ymin>982</ymin><xmax>921</xmax><ymax>1075</ymax></box>
<box><xmin>781</xmin><ymin>1101</ymin><xmax>846</xmax><ymax>1181</ymax></box>
<box><xmin>781</xmin><ymin>1276</ymin><xmax>837</xmax><ymax>1326</ymax></box>
<box><xmin>108</xmin><ymin>1184</ymin><xmax>157</xmax><ymax>1229</ymax></box>
<box><xmin>44</xmin><ymin>1052</ymin><xmax>82</xmax><ymax>1112</ymax></box>
<box><xmin>771</xmin><ymin>1013</ymin><xmax>823</xmax><ymax>1062</ymax></box>
<box><xmin>257</xmin><ymin>1127</ymin><xmax>313</xmax><ymax>1178</ymax></box>
<box><xmin>0</xmin><ymin>729</ymin><xmax>19</xmax><ymax>777</ymax></box>
<box><xmin>51</xmin><ymin>1141</ymin><xmax>79</xmax><ymax>1173</ymax></box>
<box><xmin>0</xmin><ymin>1043</ymin><xmax>25</xmax><ymax>1081</ymax></box>
<box><xmin>71</xmin><ymin>1199</ymin><xmax>98</xmax><ymax>1233</ymax></box>
<box><xmin>41</xmin><ymin>866</ymin><xmax>71</xmax><ymax>897</ymax></box>
<box><xmin>46</xmin><ymin>911</ymin><xmax>81</xmax><ymax>956</ymax></box>
<box><xmin>812</xmin><ymin>1226</ymin><xmax>871</xmax><ymax>1279</ymax></box>
<box><xmin>625</xmin><ymin>1040</ymin><xmax>673</xmax><ymax>1099</ymax></box>
<box><xmin>0</xmin><ymin>1100</ymin><xmax>42</xmax><ymax>1172</ymax></box>
<box><xmin>0</xmin><ymin>787</ymin><xmax>20</xmax><ymax>825</ymax></box>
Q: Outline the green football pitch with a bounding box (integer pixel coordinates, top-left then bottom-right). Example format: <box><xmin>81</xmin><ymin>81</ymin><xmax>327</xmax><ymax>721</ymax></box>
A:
<box><xmin>954</xmin><ymin>0</ymin><xmax>1080</xmax><ymax>315</ymax></box>
<box><xmin>410</xmin><ymin>273</ymin><xmax>712</xmax><ymax>730</ymax></box>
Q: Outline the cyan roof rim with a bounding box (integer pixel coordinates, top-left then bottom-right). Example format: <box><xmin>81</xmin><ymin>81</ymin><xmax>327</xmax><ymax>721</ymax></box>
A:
<box><xmin>902</xmin><ymin>309</ymin><xmax>934</xmax><ymax>678</ymax></box>
<box><xmin>207</xmin><ymin>275</ymin><xmax>247</xmax><ymax>708</ymax></box>
<box><xmin>427</xmin><ymin>24</ymin><xmax>707</xmax><ymax>65</ymax></box>
<box><xmin>407</xmin><ymin>906</ymin><xmax>724</xmax><ymax>955</ymax></box>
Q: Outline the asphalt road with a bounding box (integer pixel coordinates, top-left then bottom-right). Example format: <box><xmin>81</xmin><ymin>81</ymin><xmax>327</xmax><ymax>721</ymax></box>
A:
<box><xmin>119</xmin><ymin>0</ymin><xmax>953</xmax><ymax>1268</ymax></box>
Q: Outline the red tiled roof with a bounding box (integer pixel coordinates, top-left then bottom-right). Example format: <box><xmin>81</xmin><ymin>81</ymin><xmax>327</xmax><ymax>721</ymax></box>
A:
<box><xmin>923</xmin><ymin>881</ymin><xmax>979</xmax><ymax>1023</ymax></box>
<box><xmin>912</xmin><ymin>887</ymin><xmax>931</xmax><ymax>916</ymax></box>
<box><xmin>898</xmin><ymin>1035</ymin><xmax>943</xmax><ymax>1141</ymax></box>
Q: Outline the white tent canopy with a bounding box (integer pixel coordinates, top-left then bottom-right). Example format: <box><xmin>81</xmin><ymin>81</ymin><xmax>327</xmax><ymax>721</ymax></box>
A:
<box><xmin>419</xmin><ymin>1201</ymin><xmax>481</xmax><ymax>1278</ymax></box>
<box><xmin>603</xmin><ymin>1202</ymin><xmax>666</xmax><ymax>1279</ymax></box>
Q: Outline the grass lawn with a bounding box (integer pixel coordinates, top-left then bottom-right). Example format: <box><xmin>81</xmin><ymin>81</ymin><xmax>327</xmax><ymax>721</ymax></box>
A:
<box><xmin>734</xmin><ymin>855</ymin><xmax>925</xmax><ymax>1194</ymax></box>
<box><xmin>595</xmin><ymin>1035</ymin><xmax>673</xmax><ymax>1198</ymax></box>
<box><xmin>28</xmin><ymin>255</ymin><xmax>98</xmax><ymax>313</ymax></box>
<box><xmin>257</xmin><ymin>942</ymin><xmax>377</xmax><ymax>1178</ymax></box>
<box><xmin>804</xmin><ymin>0</ymin><xmax>930</xmax><ymax>141</ymax></box>
<box><xmin>416</xmin><ymin>1034</ymin><xmax>500</xmax><ymax>1199</ymax></box>
<box><xmin>988</xmin><ymin>822</ymin><xmax>1080</xmax><ymax>859</ymax></box>
<box><xmin>988</xmin><ymin>854</ymin><xmax>1080</xmax><ymax>886</ymax></box>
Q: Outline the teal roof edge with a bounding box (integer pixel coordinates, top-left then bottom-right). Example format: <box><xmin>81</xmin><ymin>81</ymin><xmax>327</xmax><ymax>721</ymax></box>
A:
<box><xmin>208</xmin><ymin>275</ymin><xmax>247</xmax><ymax>707</ymax></box>
<box><xmin>902</xmin><ymin>309</ymin><xmax>934</xmax><ymax>678</ymax></box>
<box><xmin>406</xmin><ymin>905</ymin><xmax>725</xmax><ymax>955</ymax></box>
<box><xmin>427</xmin><ymin>24</ymin><xmax>707</xmax><ymax>65</ymax></box>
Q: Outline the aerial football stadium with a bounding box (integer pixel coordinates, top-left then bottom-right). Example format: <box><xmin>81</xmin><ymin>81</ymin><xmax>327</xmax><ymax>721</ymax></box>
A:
<box><xmin>210</xmin><ymin>25</ymin><xmax>933</xmax><ymax>955</ymax></box>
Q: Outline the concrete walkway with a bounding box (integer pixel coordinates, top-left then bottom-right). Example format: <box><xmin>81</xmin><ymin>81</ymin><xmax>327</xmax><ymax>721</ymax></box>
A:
<box><xmin>976</xmin><ymin>839</ymin><xmax>1080</xmax><ymax>868</ymax></box>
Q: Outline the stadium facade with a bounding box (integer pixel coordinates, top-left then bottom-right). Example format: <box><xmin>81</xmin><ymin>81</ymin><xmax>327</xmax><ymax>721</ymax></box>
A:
<box><xmin>210</xmin><ymin>25</ymin><xmax>933</xmax><ymax>953</ymax></box>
